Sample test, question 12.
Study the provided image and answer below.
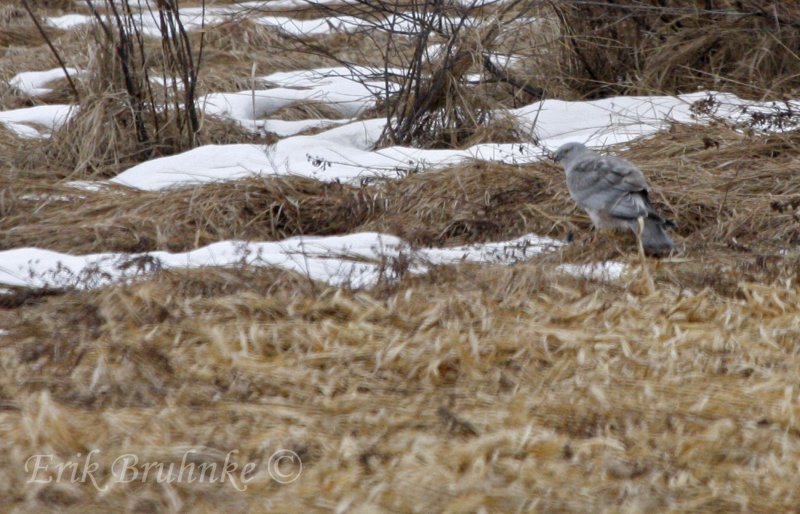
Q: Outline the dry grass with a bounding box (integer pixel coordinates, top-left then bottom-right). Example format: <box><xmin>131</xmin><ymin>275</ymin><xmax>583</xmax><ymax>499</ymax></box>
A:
<box><xmin>197</xmin><ymin>19</ymin><xmax>403</xmax><ymax>94</ymax></box>
<box><xmin>551</xmin><ymin>0</ymin><xmax>800</xmax><ymax>99</ymax></box>
<box><xmin>198</xmin><ymin>19</ymin><xmax>335</xmax><ymax>93</ymax></box>
<box><xmin>3</xmin><ymin>259</ymin><xmax>800</xmax><ymax>511</ymax></box>
<box><xmin>0</xmin><ymin>176</ymin><xmax>374</xmax><ymax>252</ymax></box>
<box><xmin>375</xmin><ymin>6</ymin><xmax>522</xmax><ymax>148</ymax></box>
<box><xmin>0</xmin><ymin>157</ymin><xmax>564</xmax><ymax>254</ymax></box>
<box><xmin>271</xmin><ymin>101</ymin><xmax>348</xmax><ymax>121</ymax></box>
<box><xmin>4</xmin><ymin>1</ymin><xmax>800</xmax><ymax>512</ymax></box>
<box><xmin>5</xmin><ymin>121</ymin><xmax>800</xmax><ymax>253</ymax></box>
<box><xmin>0</xmin><ymin>122</ymin><xmax>24</xmax><ymax>162</ymax></box>
<box><xmin>4</xmin><ymin>121</ymin><xmax>800</xmax><ymax>305</ymax></box>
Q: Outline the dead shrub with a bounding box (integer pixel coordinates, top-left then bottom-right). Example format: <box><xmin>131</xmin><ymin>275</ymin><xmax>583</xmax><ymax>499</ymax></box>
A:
<box><xmin>28</xmin><ymin>0</ymin><xmax>205</xmax><ymax>178</ymax></box>
<box><xmin>551</xmin><ymin>0</ymin><xmax>800</xmax><ymax>99</ymax></box>
<box><xmin>376</xmin><ymin>3</ymin><xmax>521</xmax><ymax>148</ymax></box>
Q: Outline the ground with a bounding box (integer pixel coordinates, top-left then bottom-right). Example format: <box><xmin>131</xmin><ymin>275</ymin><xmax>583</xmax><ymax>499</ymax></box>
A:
<box><xmin>1</xmin><ymin>1</ymin><xmax>800</xmax><ymax>512</ymax></box>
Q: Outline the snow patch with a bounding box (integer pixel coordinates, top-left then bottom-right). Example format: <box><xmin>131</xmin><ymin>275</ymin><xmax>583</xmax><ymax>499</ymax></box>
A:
<box><xmin>0</xmin><ymin>233</ymin><xmax>564</xmax><ymax>290</ymax></box>
<box><xmin>558</xmin><ymin>261</ymin><xmax>627</xmax><ymax>281</ymax></box>
<box><xmin>108</xmin><ymin>90</ymin><xmax>798</xmax><ymax>190</ymax></box>
<box><xmin>10</xmin><ymin>68</ymin><xmax>80</xmax><ymax>97</ymax></box>
<box><xmin>0</xmin><ymin>105</ymin><xmax>75</xmax><ymax>138</ymax></box>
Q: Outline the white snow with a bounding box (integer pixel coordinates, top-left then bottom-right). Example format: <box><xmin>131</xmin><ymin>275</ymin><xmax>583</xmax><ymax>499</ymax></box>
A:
<box><xmin>263</xmin><ymin>118</ymin><xmax>350</xmax><ymax>137</ymax></box>
<box><xmin>109</xmin><ymin>89</ymin><xmax>797</xmax><ymax>191</ymax></box>
<box><xmin>513</xmin><ymin>91</ymin><xmax>767</xmax><ymax>148</ymax></box>
<box><xmin>45</xmin><ymin>0</ymin><xmax>378</xmax><ymax>34</ymax></box>
<box><xmin>45</xmin><ymin>9</ymin><xmax>467</xmax><ymax>38</ymax></box>
<box><xmin>200</xmin><ymin>68</ymin><xmax>386</xmax><ymax>136</ymax></box>
<box><xmin>200</xmin><ymin>66</ymin><xmax>397</xmax><ymax>134</ymax></box>
<box><xmin>10</xmin><ymin>68</ymin><xmax>80</xmax><ymax>97</ymax></box>
<box><xmin>111</xmin><ymin>144</ymin><xmax>270</xmax><ymax>190</ymax></box>
<box><xmin>46</xmin><ymin>14</ymin><xmax>93</xmax><ymax>31</ymax></box>
<box><xmin>253</xmin><ymin>15</ymin><xmax>374</xmax><ymax>37</ymax></box>
<box><xmin>8</xmin><ymin>5</ymin><xmax>800</xmax><ymax>292</ymax></box>
<box><xmin>558</xmin><ymin>261</ymin><xmax>627</xmax><ymax>281</ymax></box>
<box><xmin>486</xmin><ymin>52</ymin><xmax>523</xmax><ymax>69</ymax></box>
<box><xmin>0</xmin><ymin>104</ymin><xmax>75</xmax><ymax>138</ymax></box>
<box><xmin>0</xmin><ymin>232</ymin><xmax>565</xmax><ymax>290</ymax></box>
<box><xmin>421</xmin><ymin>233</ymin><xmax>562</xmax><ymax>265</ymax></box>
<box><xmin>191</xmin><ymin>66</ymin><xmax>398</xmax><ymax>138</ymax></box>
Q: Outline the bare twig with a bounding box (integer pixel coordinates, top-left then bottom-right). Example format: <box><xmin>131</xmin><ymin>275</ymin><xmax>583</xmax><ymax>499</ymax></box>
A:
<box><xmin>20</xmin><ymin>0</ymin><xmax>81</xmax><ymax>102</ymax></box>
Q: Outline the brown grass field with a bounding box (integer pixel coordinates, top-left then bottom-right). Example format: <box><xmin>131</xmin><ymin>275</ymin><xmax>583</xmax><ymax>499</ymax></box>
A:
<box><xmin>2</xmin><ymin>1</ymin><xmax>800</xmax><ymax>512</ymax></box>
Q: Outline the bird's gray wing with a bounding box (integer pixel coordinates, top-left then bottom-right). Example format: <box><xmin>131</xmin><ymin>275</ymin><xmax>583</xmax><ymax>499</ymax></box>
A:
<box><xmin>569</xmin><ymin>156</ymin><xmax>660</xmax><ymax>222</ymax></box>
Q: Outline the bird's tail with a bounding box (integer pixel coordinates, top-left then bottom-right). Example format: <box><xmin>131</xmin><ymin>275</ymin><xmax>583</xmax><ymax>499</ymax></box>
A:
<box><xmin>641</xmin><ymin>218</ymin><xmax>676</xmax><ymax>256</ymax></box>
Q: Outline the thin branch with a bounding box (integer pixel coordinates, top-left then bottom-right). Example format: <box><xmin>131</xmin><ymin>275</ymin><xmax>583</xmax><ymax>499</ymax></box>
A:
<box><xmin>482</xmin><ymin>55</ymin><xmax>544</xmax><ymax>100</ymax></box>
<box><xmin>21</xmin><ymin>0</ymin><xmax>81</xmax><ymax>102</ymax></box>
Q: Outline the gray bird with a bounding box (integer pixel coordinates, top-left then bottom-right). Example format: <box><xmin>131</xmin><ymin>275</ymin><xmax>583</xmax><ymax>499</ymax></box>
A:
<box><xmin>554</xmin><ymin>142</ymin><xmax>676</xmax><ymax>256</ymax></box>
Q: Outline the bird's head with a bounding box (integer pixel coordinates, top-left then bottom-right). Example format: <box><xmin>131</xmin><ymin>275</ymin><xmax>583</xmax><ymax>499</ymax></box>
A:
<box><xmin>553</xmin><ymin>142</ymin><xmax>588</xmax><ymax>166</ymax></box>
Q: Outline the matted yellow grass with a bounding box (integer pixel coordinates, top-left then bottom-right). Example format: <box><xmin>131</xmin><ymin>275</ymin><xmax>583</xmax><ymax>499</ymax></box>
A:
<box><xmin>2</xmin><ymin>263</ymin><xmax>800</xmax><ymax>512</ymax></box>
<box><xmin>4</xmin><ymin>1</ymin><xmax>800</xmax><ymax>511</ymax></box>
